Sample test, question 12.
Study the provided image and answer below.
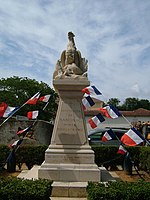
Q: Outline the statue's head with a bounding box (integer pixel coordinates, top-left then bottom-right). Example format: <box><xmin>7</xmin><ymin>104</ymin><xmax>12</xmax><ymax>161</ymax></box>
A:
<box><xmin>65</xmin><ymin>49</ymin><xmax>75</xmax><ymax>64</ymax></box>
<box><xmin>68</xmin><ymin>32</ymin><xmax>75</xmax><ymax>39</ymax></box>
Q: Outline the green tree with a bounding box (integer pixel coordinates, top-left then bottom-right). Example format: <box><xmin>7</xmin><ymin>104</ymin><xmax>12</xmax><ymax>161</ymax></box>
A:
<box><xmin>121</xmin><ymin>97</ymin><xmax>140</xmax><ymax>111</ymax></box>
<box><xmin>0</xmin><ymin>76</ymin><xmax>58</xmax><ymax>121</ymax></box>
<box><xmin>139</xmin><ymin>99</ymin><xmax>150</xmax><ymax>109</ymax></box>
<box><xmin>107</xmin><ymin>98</ymin><xmax>120</xmax><ymax>107</ymax></box>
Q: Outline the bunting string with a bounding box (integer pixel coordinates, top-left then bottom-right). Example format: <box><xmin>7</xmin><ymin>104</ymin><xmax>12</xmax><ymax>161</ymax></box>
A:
<box><xmin>0</xmin><ymin>92</ymin><xmax>52</xmax><ymax>169</ymax></box>
<box><xmin>82</xmin><ymin>84</ymin><xmax>150</xmax><ymax>146</ymax></box>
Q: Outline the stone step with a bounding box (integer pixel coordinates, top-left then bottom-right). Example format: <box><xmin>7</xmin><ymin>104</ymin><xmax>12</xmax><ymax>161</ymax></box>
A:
<box><xmin>17</xmin><ymin>165</ymin><xmax>40</xmax><ymax>180</ymax></box>
<box><xmin>17</xmin><ymin>165</ymin><xmax>119</xmax><ymax>199</ymax></box>
<box><xmin>99</xmin><ymin>167</ymin><xmax>120</xmax><ymax>182</ymax></box>
<box><xmin>17</xmin><ymin>169</ymin><xmax>29</xmax><ymax>179</ymax></box>
<box><xmin>51</xmin><ymin>181</ymin><xmax>88</xmax><ymax>198</ymax></box>
<box><xmin>50</xmin><ymin>198</ymin><xmax>87</xmax><ymax>200</ymax></box>
<box><xmin>17</xmin><ymin>166</ymin><xmax>119</xmax><ymax>182</ymax></box>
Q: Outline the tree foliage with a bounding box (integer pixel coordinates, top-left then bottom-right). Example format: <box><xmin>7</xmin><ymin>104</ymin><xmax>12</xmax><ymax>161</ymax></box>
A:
<box><xmin>121</xmin><ymin>97</ymin><xmax>150</xmax><ymax>111</ymax></box>
<box><xmin>104</xmin><ymin>97</ymin><xmax>150</xmax><ymax>111</ymax></box>
<box><xmin>107</xmin><ymin>98</ymin><xmax>120</xmax><ymax>108</ymax></box>
<box><xmin>0</xmin><ymin>76</ymin><xmax>58</xmax><ymax>121</ymax></box>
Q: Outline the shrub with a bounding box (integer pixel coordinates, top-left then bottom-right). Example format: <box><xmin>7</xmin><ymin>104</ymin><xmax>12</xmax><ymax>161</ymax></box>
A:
<box><xmin>87</xmin><ymin>181</ymin><xmax>150</xmax><ymax>200</ymax></box>
<box><xmin>0</xmin><ymin>177</ymin><xmax>52</xmax><ymax>200</ymax></box>
<box><xmin>0</xmin><ymin>144</ymin><xmax>150</xmax><ymax>173</ymax></box>
<box><xmin>139</xmin><ymin>147</ymin><xmax>150</xmax><ymax>173</ymax></box>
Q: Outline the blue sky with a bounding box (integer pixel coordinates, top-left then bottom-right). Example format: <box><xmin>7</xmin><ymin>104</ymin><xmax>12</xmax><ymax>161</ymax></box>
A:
<box><xmin>0</xmin><ymin>0</ymin><xmax>150</xmax><ymax>102</ymax></box>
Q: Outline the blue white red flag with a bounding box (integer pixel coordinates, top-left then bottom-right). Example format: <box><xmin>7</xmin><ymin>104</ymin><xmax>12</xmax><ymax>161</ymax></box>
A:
<box><xmin>39</xmin><ymin>94</ymin><xmax>51</xmax><ymax>102</ymax></box>
<box><xmin>121</xmin><ymin>127</ymin><xmax>145</xmax><ymax>146</ymax></box>
<box><xmin>99</xmin><ymin>104</ymin><xmax>121</xmax><ymax>119</ymax></box>
<box><xmin>0</xmin><ymin>102</ymin><xmax>8</xmax><ymax>117</ymax></box>
<box><xmin>17</xmin><ymin>125</ymin><xmax>32</xmax><ymax>135</ymax></box>
<box><xmin>117</xmin><ymin>145</ymin><xmax>127</xmax><ymax>155</ymax></box>
<box><xmin>102</xmin><ymin>129</ymin><xmax>116</xmax><ymax>142</ymax></box>
<box><xmin>82</xmin><ymin>85</ymin><xmax>102</xmax><ymax>101</ymax></box>
<box><xmin>25</xmin><ymin>91</ymin><xmax>40</xmax><ymax>105</ymax></box>
<box><xmin>27</xmin><ymin>110</ymin><xmax>39</xmax><ymax>119</ymax></box>
<box><xmin>88</xmin><ymin>113</ymin><xmax>105</xmax><ymax>129</ymax></box>
<box><xmin>82</xmin><ymin>96</ymin><xmax>95</xmax><ymax>110</ymax></box>
<box><xmin>9</xmin><ymin>139</ymin><xmax>23</xmax><ymax>148</ymax></box>
<box><xmin>2</xmin><ymin>106</ymin><xmax>18</xmax><ymax>118</ymax></box>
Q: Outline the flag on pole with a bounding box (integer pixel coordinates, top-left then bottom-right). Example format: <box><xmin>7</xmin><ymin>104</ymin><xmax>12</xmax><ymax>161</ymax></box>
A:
<box><xmin>99</xmin><ymin>104</ymin><xmax>121</xmax><ymax>119</ymax></box>
<box><xmin>0</xmin><ymin>102</ymin><xmax>8</xmax><ymax>117</ymax></box>
<box><xmin>0</xmin><ymin>92</ymin><xmax>40</xmax><ymax>127</ymax></box>
<box><xmin>82</xmin><ymin>85</ymin><xmax>102</xmax><ymax>95</ymax></box>
<box><xmin>17</xmin><ymin>125</ymin><xmax>32</xmax><ymax>135</ymax></box>
<box><xmin>102</xmin><ymin>129</ymin><xmax>116</xmax><ymax>142</ymax></box>
<box><xmin>27</xmin><ymin>111</ymin><xmax>39</xmax><ymax>119</ymax></box>
<box><xmin>0</xmin><ymin>102</ymin><xmax>18</xmax><ymax>118</ymax></box>
<box><xmin>88</xmin><ymin>113</ymin><xmax>105</xmax><ymax>129</ymax></box>
<box><xmin>82</xmin><ymin>96</ymin><xmax>95</xmax><ymax>110</ymax></box>
<box><xmin>121</xmin><ymin>127</ymin><xmax>145</xmax><ymax>146</ymax></box>
<box><xmin>9</xmin><ymin>139</ymin><xmax>23</xmax><ymax>148</ymax></box>
<box><xmin>25</xmin><ymin>91</ymin><xmax>40</xmax><ymax>105</ymax></box>
<box><xmin>39</xmin><ymin>94</ymin><xmax>51</xmax><ymax>102</ymax></box>
<box><xmin>2</xmin><ymin>106</ymin><xmax>19</xmax><ymax>118</ymax></box>
<box><xmin>117</xmin><ymin>145</ymin><xmax>127</xmax><ymax>155</ymax></box>
<box><xmin>82</xmin><ymin>85</ymin><xmax>102</xmax><ymax>101</ymax></box>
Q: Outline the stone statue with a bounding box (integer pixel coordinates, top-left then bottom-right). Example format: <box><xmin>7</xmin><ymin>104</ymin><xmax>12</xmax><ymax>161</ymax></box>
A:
<box><xmin>53</xmin><ymin>32</ymin><xmax>88</xmax><ymax>79</ymax></box>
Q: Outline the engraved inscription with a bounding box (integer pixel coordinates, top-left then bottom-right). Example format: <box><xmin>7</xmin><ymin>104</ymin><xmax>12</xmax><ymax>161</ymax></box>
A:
<box><xmin>57</xmin><ymin>99</ymin><xmax>84</xmax><ymax>135</ymax></box>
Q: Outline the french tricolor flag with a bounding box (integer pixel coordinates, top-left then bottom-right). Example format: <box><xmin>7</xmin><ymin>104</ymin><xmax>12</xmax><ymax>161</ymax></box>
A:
<box><xmin>102</xmin><ymin>129</ymin><xmax>116</xmax><ymax>142</ymax></box>
<box><xmin>82</xmin><ymin>96</ymin><xmax>95</xmax><ymax>110</ymax></box>
<box><xmin>17</xmin><ymin>125</ymin><xmax>32</xmax><ymax>135</ymax></box>
<box><xmin>27</xmin><ymin>111</ymin><xmax>39</xmax><ymax>120</ymax></box>
<box><xmin>39</xmin><ymin>94</ymin><xmax>51</xmax><ymax>102</ymax></box>
<box><xmin>82</xmin><ymin>85</ymin><xmax>102</xmax><ymax>101</ymax></box>
<box><xmin>117</xmin><ymin>145</ymin><xmax>127</xmax><ymax>155</ymax></box>
<box><xmin>25</xmin><ymin>91</ymin><xmax>40</xmax><ymax>105</ymax></box>
<box><xmin>88</xmin><ymin>113</ymin><xmax>105</xmax><ymax>129</ymax></box>
<box><xmin>0</xmin><ymin>104</ymin><xmax>18</xmax><ymax>118</ymax></box>
<box><xmin>99</xmin><ymin>104</ymin><xmax>121</xmax><ymax>119</ymax></box>
<box><xmin>0</xmin><ymin>102</ymin><xmax>8</xmax><ymax>117</ymax></box>
<box><xmin>9</xmin><ymin>139</ymin><xmax>23</xmax><ymax>148</ymax></box>
<box><xmin>121</xmin><ymin>127</ymin><xmax>145</xmax><ymax>146</ymax></box>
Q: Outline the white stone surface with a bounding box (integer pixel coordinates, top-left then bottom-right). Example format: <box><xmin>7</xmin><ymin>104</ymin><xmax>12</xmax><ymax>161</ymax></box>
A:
<box><xmin>38</xmin><ymin>79</ymin><xmax>101</xmax><ymax>183</ymax></box>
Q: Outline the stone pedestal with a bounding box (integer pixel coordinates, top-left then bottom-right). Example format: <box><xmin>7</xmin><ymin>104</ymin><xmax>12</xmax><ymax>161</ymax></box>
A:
<box><xmin>38</xmin><ymin>78</ymin><xmax>101</xmax><ymax>182</ymax></box>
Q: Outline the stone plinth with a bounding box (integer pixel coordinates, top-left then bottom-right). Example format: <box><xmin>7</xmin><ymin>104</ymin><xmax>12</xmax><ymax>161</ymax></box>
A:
<box><xmin>51</xmin><ymin>181</ymin><xmax>88</xmax><ymax>198</ymax></box>
<box><xmin>38</xmin><ymin>78</ymin><xmax>101</xmax><ymax>182</ymax></box>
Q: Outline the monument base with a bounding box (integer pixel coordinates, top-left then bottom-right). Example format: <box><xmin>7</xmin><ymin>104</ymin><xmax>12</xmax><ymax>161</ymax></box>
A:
<box><xmin>51</xmin><ymin>181</ymin><xmax>88</xmax><ymax>198</ymax></box>
<box><xmin>38</xmin><ymin>144</ymin><xmax>100</xmax><ymax>182</ymax></box>
<box><xmin>38</xmin><ymin>78</ymin><xmax>101</xmax><ymax>182</ymax></box>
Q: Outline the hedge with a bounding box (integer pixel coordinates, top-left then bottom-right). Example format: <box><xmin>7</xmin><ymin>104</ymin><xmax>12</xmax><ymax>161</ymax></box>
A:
<box><xmin>0</xmin><ymin>177</ymin><xmax>52</xmax><ymax>200</ymax></box>
<box><xmin>92</xmin><ymin>146</ymin><xmax>142</xmax><ymax>170</ymax></box>
<box><xmin>0</xmin><ymin>177</ymin><xmax>149</xmax><ymax>200</ymax></box>
<box><xmin>0</xmin><ymin>144</ymin><xmax>150</xmax><ymax>173</ymax></box>
<box><xmin>87</xmin><ymin>181</ymin><xmax>150</xmax><ymax>200</ymax></box>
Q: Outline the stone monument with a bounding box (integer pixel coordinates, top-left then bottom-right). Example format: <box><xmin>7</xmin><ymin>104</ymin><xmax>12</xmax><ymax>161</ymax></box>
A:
<box><xmin>38</xmin><ymin>32</ymin><xmax>100</xmax><ymax>182</ymax></box>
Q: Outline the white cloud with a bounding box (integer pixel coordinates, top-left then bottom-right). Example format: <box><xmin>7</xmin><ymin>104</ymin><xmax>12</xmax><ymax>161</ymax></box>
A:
<box><xmin>0</xmin><ymin>0</ymin><xmax>150</xmax><ymax>101</ymax></box>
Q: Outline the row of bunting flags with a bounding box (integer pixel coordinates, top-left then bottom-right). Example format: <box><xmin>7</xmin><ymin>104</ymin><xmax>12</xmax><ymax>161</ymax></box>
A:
<box><xmin>0</xmin><ymin>92</ymin><xmax>51</xmax><ymax>152</ymax></box>
<box><xmin>0</xmin><ymin>85</ymin><xmax>149</xmax><ymax>159</ymax></box>
<box><xmin>0</xmin><ymin>93</ymin><xmax>51</xmax><ymax>120</ymax></box>
<box><xmin>81</xmin><ymin>85</ymin><xmax>150</xmax><ymax>153</ymax></box>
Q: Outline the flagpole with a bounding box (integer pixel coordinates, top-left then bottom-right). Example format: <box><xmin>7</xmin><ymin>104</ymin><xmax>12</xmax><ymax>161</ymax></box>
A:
<box><xmin>121</xmin><ymin>114</ymin><xmax>133</xmax><ymax>127</ymax></box>
<box><xmin>0</xmin><ymin>106</ymin><xmax>21</xmax><ymax>127</ymax></box>
<box><xmin>0</xmin><ymin>103</ymin><xmax>27</xmax><ymax>127</ymax></box>
<box><xmin>0</xmin><ymin>91</ymin><xmax>41</xmax><ymax>127</ymax></box>
<box><xmin>42</xmin><ymin>101</ymin><xmax>50</xmax><ymax>111</ymax></box>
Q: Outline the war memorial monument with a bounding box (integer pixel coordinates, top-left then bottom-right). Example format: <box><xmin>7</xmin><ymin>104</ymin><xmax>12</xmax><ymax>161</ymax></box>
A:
<box><xmin>38</xmin><ymin>32</ymin><xmax>101</xmax><ymax>197</ymax></box>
